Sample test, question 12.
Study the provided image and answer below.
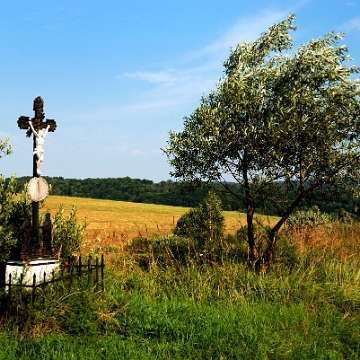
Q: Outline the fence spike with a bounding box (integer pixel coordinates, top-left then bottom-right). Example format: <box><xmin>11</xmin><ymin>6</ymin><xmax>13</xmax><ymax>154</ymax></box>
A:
<box><xmin>88</xmin><ymin>257</ymin><xmax>91</xmax><ymax>285</ymax></box>
<box><xmin>95</xmin><ymin>257</ymin><xmax>99</xmax><ymax>291</ymax></box>
<box><xmin>8</xmin><ymin>273</ymin><xmax>12</xmax><ymax>296</ymax></box>
<box><xmin>78</xmin><ymin>255</ymin><xmax>82</xmax><ymax>275</ymax></box>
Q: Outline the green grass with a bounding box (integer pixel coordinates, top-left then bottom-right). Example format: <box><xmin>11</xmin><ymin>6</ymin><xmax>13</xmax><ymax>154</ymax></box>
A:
<box><xmin>1</xmin><ymin>299</ymin><xmax>357</xmax><ymax>359</ymax></box>
<box><xmin>1</xmin><ymin>252</ymin><xmax>360</xmax><ymax>359</ymax></box>
<box><xmin>2</xmin><ymin>198</ymin><xmax>360</xmax><ymax>359</ymax></box>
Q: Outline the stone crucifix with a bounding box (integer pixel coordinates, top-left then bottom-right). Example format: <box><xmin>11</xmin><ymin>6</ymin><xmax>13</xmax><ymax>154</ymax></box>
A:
<box><xmin>17</xmin><ymin>97</ymin><xmax>57</xmax><ymax>256</ymax></box>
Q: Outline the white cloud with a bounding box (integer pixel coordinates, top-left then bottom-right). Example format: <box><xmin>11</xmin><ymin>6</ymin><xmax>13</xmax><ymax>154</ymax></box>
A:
<box><xmin>78</xmin><ymin>10</ymin><xmax>293</xmax><ymax>126</ymax></box>
<box><xmin>121</xmin><ymin>70</ymin><xmax>178</xmax><ymax>84</ymax></box>
<box><xmin>185</xmin><ymin>10</ymin><xmax>288</xmax><ymax>62</ymax></box>
<box><xmin>340</xmin><ymin>16</ymin><xmax>360</xmax><ymax>34</ymax></box>
<box><xmin>114</xmin><ymin>11</ymin><xmax>286</xmax><ymax>111</ymax></box>
<box><xmin>0</xmin><ymin>131</ymin><xmax>11</xmax><ymax>139</ymax></box>
<box><xmin>126</xmin><ymin>9</ymin><xmax>289</xmax><ymax>85</ymax></box>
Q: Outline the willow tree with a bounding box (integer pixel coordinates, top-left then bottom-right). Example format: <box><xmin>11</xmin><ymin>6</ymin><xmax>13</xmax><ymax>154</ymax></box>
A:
<box><xmin>163</xmin><ymin>14</ymin><xmax>360</xmax><ymax>265</ymax></box>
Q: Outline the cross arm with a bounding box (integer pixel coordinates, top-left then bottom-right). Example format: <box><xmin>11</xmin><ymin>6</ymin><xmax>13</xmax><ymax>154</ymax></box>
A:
<box><xmin>17</xmin><ymin>117</ymin><xmax>57</xmax><ymax>137</ymax></box>
<box><xmin>17</xmin><ymin>116</ymin><xmax>30</xmax><ymax>130</ymax></box>
<box><xmin>45</xmin><ymin>119</ymin><xmax>57</xmax><ymax>132</ymax></box>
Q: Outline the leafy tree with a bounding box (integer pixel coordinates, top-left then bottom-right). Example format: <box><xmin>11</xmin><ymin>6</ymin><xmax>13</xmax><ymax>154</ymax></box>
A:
<box><xmin>163</xmin><ymin>14</ymin><xmax>360</xmax><ymax>265</ymax></box>
<box><xmin>0</xmin><ymin>138</ymin><xmax>12</xmax><ymax>159</ymax></box>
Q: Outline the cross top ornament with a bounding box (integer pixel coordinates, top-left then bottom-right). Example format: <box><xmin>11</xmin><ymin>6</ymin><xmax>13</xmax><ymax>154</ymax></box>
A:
<box><xmin>18</xmin><ymin>96</ymin><xmax>56</xmax><ymax>137</ymax></box>
<box><xmin>17</xmin><ymin>96</ymin><xmax>57</xmax><ymax>176</ymax></box>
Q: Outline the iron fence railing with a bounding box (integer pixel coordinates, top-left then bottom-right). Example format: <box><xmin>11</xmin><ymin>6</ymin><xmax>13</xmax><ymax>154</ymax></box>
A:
<box><xmin>4</xmin><ymin>255</ymin><xmax>105</xmax><ymax>303</ymax></box>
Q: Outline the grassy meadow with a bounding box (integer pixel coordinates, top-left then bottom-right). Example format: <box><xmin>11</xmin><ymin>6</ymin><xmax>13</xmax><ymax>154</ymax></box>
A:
<box><xmin>1</xmin><ymin>195</ymin><xmax>360</xmax><ymax>359</ymax></box>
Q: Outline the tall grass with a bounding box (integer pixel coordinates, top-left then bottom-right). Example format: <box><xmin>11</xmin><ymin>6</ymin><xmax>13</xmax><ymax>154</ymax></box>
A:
<box><xmin>1</xmin><ymin>221</ymin><xmax>360</xmax><ymax>359</ymax></box>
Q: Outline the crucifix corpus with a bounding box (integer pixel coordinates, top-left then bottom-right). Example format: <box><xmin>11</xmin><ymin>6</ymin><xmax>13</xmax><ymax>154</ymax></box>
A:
<box><xmin>17</xmin><ymin>96</ymin><xmax>57</xmax><ymax>257</ymax></box>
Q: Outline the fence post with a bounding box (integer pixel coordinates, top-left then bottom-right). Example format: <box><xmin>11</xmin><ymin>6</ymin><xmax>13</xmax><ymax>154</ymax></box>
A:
<box><xmin>8</xmin><ymin>273</ymin><xmax>12</xmax><ymax>297</ymax></box>
<box><xmin>87</xmin><ymin>257</ymin><xmax>91</xmax><ymax>286</ymax></box>
<box><xmin>95</xmin><ymin>257</ymin><xmax>99</xmax><ymax>291</ymax></box>
<box><xmin>32</xmin><ymin>273</ymin><xmax>36</xmax><ymax>305</ymax></box>
<box><xmin>78</xmin><ymin>256</ymin><xmax>82</xmax><ymax>275</ymax></box>
<box><xmin>78</xmin><ymin>256</ymin><xmax>82</xmax><ymax>288</ymax></box>
<box><xmin>101</xmin><ymin>254</ymin><xmax>104</xmax><ymax>291</ymax></box>
<box><xmin>42</xmin><ymin>271</ymin><xmax>46</xmax><ymax>290</ymax></box>
<box><xmin>69</xmin><ymin>265</ymin><xmax>74</xmax><ymax>290</ymax></box>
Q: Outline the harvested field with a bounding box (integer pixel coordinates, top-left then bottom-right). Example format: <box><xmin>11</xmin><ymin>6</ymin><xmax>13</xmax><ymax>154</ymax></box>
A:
<box><xmin>41</xmin><ymin>195</ymin><xmax>279</xmax><ymax>248</ymax></box>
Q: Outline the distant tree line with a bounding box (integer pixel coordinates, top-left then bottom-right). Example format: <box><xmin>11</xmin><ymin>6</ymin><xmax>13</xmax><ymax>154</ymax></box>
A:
<box><xmin>11</xmin><ymin>176</ymin><xmax>359</xmax><ymax>217</ymax></box>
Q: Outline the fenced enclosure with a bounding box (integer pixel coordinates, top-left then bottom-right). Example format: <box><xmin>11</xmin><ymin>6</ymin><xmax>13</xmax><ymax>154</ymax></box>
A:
<box><xmin>3</xmin><ymin>255</ymin><xmax>104</xmax><ymax>304</ymax></box>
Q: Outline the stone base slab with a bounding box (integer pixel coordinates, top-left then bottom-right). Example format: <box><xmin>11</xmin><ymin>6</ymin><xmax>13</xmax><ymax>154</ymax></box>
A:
<box><xmin>5</xmin><ymin>258</ymin><xmax>59</xmax><ymax>287</ymax></box>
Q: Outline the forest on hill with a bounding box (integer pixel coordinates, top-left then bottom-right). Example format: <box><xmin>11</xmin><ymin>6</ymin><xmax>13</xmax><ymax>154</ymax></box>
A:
<box><xmin>11</xmin><ymin>176</ymin><xmax>358</xmax><ymax>217</ymax></box>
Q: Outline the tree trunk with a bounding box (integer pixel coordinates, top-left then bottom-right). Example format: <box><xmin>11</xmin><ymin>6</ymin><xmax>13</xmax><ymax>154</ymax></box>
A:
<box><xmin>262</xmin><ymin>187</ymin><xmax>314</xmax><ymax>264</ymax></box>
<box><xmin>242</xmin><ymin>148</ymin><xmax>258</xmax><ymax>262</ymax></box>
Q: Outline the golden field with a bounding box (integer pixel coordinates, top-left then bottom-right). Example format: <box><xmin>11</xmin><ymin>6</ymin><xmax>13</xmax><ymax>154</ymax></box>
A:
<box><xmin>41</xmin><ymin>195</ymin><xmax>279</xmax><ymax>248</ymax></box>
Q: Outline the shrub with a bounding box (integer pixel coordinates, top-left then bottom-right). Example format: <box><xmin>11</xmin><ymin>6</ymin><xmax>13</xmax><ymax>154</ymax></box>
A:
<box><xmin>334</xmin><ymin>208</ymin><xmax>355</xmax><ymax>223</ymax></box>
<box><xmin>127</xmin><ymin>235</ymin><xmax>196</xmax><ymax>268</ymax></box>
<box><xmin>287</xmin><ymin>206</ymin><xmax>329</xmax><ymax>230</ymax></box>
<box><xmin>0</xmin><ymin>176</ymin><xmax>32</xmax><ymax>261</ymax></box>
<box><xmin>126</xmin><ymin>237</ymin><xmax>152</xmax><ymax>269</ymax></box>
<box><xmin>51</xmin><ymin>205</ymin><xmax>87</xmax><ymax>262</ymax></box>
<box><xmin>174</xmin><ymin>192</ymin><xmax>225</xmax><ymax>250</ymax></box>
<box><xmin>150</xmin><ymin>235</ymin><xmax>196</xmax><ymax>266</ymax></box>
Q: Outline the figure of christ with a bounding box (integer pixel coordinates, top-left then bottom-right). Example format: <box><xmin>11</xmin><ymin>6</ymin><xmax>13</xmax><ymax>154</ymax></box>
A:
<box><xmin>28</xmin><ymin>120</ymin><xmax>50</xmax><ymax>176</ymax></box>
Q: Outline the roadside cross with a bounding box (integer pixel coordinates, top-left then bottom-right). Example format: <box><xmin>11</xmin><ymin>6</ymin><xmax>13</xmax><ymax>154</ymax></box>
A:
<box><xmin>17</xmin><ymin>97</ymin><xmax>57</xmax><ymax>256</ymax></box>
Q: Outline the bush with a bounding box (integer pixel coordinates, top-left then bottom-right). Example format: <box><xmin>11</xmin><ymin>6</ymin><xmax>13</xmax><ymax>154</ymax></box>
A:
<box><xmin>127</xmin><ymin>235</ymin><xmax>196</xmax><ymax>269</ymax></box>
<box><xmin>151</xmin><ymin>235</ymin><xmax>196</xmax><ymax>266</ymax></box>
<box><xmin>333</xmin><ymin>208</ymin><xmax>355</xmax><ymax>223</ymax></box>
<box><xmin>174</xmin><ymin>192</ymin><xmax>225</xmax><ymax>250</ymax></box>
<box><xmin>287</xmin><ymin>206</ymin><xmax>329</xmax><ymax>230</ymax></box>
<box><xmin>0</xmin><ymin>176</ymin><xmax>32</xmax><ymax>261</ymax></box>
<box><xmin>51</xmin><ymin>205</ymin><xmax>87</xmax><ymax>262</ymax></box>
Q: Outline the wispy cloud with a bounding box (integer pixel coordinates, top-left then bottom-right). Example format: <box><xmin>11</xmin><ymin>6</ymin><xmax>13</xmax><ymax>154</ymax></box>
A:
<box><xmin>340</xmin><ymin>16</ymin><xmax>360</xmax><ymax>34</ymax></box>
<box><xmin>184</xmin><ymin>10</ymin><xmax>288</xmax><ymax>63</ymax></box>
<box><xmin>89</xmin><ymin>10</ymin><xmax>292</xmax><ymax>127</ymax></box>
<box><xmin>121</xmin><ymin>70</ymin><xmax>178</xmax><ymax>84</ymax></box>
<box><xmin>20</xmin><ymin>5</ymin><xmax>83</xmax><ymax>31</ymax></box>
<box><xmin>114</xmin><ymin>11</ymin><xmax>287</xmax><ymax>110</ymax></box>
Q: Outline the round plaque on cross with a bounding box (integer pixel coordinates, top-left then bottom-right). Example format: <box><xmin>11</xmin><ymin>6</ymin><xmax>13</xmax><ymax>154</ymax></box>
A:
<box><xmin>27</xmin><ymin>177</ymin><xmax>49</xmax><ymax>202</ymax></box>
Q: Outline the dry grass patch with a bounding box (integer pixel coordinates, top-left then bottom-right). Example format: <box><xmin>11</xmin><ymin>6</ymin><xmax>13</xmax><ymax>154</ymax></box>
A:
<box><xmin>288</xmin><ymin>222</ymin><xmax>360</xmax><ymax>261</ymax></box>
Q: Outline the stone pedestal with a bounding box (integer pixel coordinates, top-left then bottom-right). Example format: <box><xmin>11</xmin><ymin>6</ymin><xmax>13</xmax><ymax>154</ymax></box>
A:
<box><xmin>5</xmin><ymin>258</ymin><xmax>59</xmax><ymax>287</ymax></box>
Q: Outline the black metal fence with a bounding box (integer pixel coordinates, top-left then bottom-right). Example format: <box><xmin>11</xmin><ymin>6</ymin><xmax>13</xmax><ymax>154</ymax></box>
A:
<box><xmin>4</xmin><ymin>255</ymin><xmax>105</xmax><ymax>303</ymax></box>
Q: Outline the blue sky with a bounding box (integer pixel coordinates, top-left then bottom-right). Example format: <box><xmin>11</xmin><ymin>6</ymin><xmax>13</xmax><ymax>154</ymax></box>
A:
<box><xmin>1</xmin><ymin>0</ymin><xmax>360</xmax><ymax>182</ymax></box>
